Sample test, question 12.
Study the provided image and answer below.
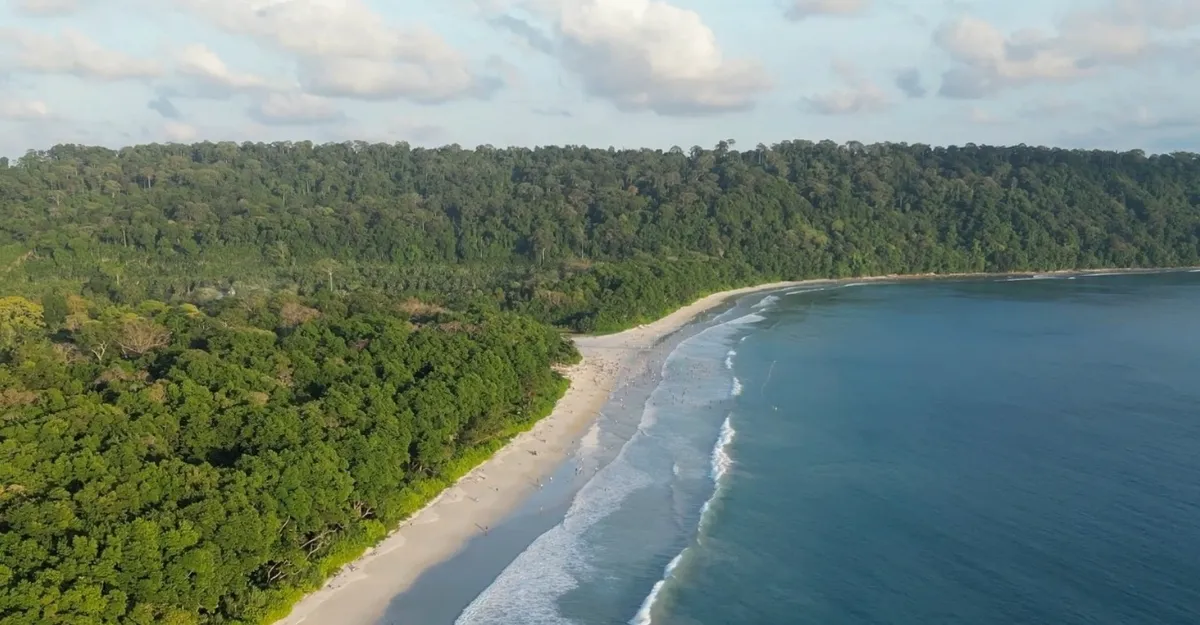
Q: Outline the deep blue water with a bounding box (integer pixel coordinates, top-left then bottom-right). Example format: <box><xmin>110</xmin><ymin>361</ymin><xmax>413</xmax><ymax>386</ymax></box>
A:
<box><xmin>452</xmin><ymin>271</ymin><xmax>1200</xmax><ymax>625</ymax></box>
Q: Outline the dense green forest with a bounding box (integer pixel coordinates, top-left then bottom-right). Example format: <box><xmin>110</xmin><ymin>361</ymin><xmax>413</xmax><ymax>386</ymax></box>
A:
<box><xmin>0</xmin><ymin>291</ymin><xmax>576</xmax><ymax>624</ymax></box>
<box><xmin>1</xmin><ymin>140</ymin><xmax>1198</xmax><ymax>331</ymax></box>
<box><xmin>1</xmin><ymin>139</ymin><xmax>1199</xmax><ymax>624</ymax></box>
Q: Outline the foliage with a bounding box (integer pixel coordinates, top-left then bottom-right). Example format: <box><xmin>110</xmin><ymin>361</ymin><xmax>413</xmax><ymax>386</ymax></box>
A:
<box><xmin>0</xmin><ymin>137</ymin><xmax>1197</xmax><ymax>623</ymax></box>
<box><xmin>0</xmin><ymin>140</ymin><xmax>1195</xmax><ymax>330</ymax></box>
<box><xmin>0</xmin><ymin>293</ymin><xmax>577</xmax><ymax>624</ymax></box>
<box><xmin>0</xmin><ymin>296</ymin><xmax>44</xmax><ymax>348</ymax></box>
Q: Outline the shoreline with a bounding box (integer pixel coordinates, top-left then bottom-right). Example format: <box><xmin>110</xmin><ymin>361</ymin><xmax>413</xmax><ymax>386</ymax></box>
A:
<box><xmin>271</xmin><ymin>267</ymin><xmax>1190</xmax><ymax>625</ymax></box>
<box><xmin>271</xmin><ymin>280</ymin><xmax>805</xmax><ymax>625</ymax></box>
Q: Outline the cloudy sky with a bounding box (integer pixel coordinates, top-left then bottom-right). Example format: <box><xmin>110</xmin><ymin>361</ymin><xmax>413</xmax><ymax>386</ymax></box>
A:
<box><xmin>0</xmin><ymin>0</ymin><xmax>1197</xmax><ymax>155</ymax></box>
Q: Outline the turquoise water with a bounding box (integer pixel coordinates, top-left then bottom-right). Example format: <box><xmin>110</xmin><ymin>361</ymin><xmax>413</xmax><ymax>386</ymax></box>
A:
<box><xmin>450</xmin><ymin>271</ymin><xmax>1200</xmax><ymax>625</ymax></box>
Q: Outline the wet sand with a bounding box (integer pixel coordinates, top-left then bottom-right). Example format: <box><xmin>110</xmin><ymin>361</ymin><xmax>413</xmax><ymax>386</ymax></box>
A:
<box><xmin>271</xmin><ymin>281</ymin><xmax>806</xmax><ymax>625</ymax></box>
<box><xmin>272</xmin><ymin>268</ymin><xmax>1188</xmax><ymax>624</ymax></box>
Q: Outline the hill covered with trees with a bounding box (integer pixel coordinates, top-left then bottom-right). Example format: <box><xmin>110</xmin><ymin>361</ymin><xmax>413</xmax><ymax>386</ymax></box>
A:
<box><xmin>1</xmin><ymin>140</ymin><xmax>1198</xmax><ymax>331</ymax></box>
<box><xmin>0</xmin><ymin>138</ymin><xmax>1198</xmax><ymax>624</ymax></box>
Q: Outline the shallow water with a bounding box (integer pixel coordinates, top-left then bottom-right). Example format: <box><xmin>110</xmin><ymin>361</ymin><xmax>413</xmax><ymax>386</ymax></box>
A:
<box><xmin>397</xmin><ymin>271</ymin><xmax>1200</xmax><ymax>625</ymax></box>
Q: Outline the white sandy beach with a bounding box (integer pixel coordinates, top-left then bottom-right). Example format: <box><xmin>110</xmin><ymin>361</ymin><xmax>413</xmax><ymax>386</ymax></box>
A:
<box><xmin>270</xmin><ymin>267</ymin><xmax>1186</xmax><ymax>625</ymax></box>
<box><xmin>271</xmin><ymin>281</ymin><xmax>806</xmax><ymax>625</ymax></box>
<box><xmin>269</xmin><ymin>266</ymin><xmax>1196</xmax><ymax>624</ymax></box>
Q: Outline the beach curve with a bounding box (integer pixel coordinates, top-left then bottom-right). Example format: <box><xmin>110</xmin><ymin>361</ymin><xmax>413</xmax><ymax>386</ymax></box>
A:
<box><xmin>270</xmin><ymin>281</ymin><xmax>805</xmax><ymax>625</ymax></box>
<box><xmin>271</xmin><ymin>268</ymin><xmax>1192</xmax><ymax>625</ymax></box>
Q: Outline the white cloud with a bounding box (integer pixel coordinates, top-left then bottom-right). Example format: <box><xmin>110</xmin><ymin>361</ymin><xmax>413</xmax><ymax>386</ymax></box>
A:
<box><xmin>1060</xmin><ymin>100</ymin><xmax>1200</xmax><ymax>151</ymax></box>
<box><xmin>935</xmin><ymin>0</ymin><xmax>1200</xmax><ymax>98</ymax></box>
<box><xmin>934</xmin><ymin>16</ymin><xmax>1087</xmax><ymax>98</ymax></box>
<box><xmin>10</xmin><ymin>0</ymin><xmax>85</xmax><ymax>15</ymax></box>
<box><xmin>0</xmin><ymin>29</ymin><xmax>162</xmax><ymax>81</ymax></box>
<box><xmin>179</xmin><ymin>0</ymin><xmax>445</xmax><ymax>60</ymax></box>
<box><xmin>804</xmin><ymin>59</ymin><xmax>888</xmax><ymax>115</ymax></box>
<box><xmin>298</xmin><ymin>56</ymin><xmax>491</xmax><ymax>102</ymax></box>
<box><xmin>786</xmin><ymin>0</ymin><xmax>868</xmax><ymax>20</ymax></box>
<box><xmin>248</xmin><ymin>92</ymin><xmax>343</xmax><ymax>125</ymax></box>
<box><xmin>968</xmin><ymin>106</ymin><xmax>1003</xmax><ymax>124</ymax></box>
<box><xmin>162</xmin><ymin>121</ymin><xmax>199</xmax><ymax>141</ymax></box>
<box><xmin>336</xmin><ymin>116</ymin><xmax>446</xmax><ymax>144</ymax></box>
<box><xmin>1019</xmin><ymin>97</ymin><xmax>1079</xmax><ymax>118</ymax></box>
<box><xmin>0</xmin><ymin>0</ymin><xmax>1196</xmax><ymax>153</ymax></box>
<box><xmin>174</xmin><ymin>0</ymin><xmax>495</xmax><ymax>103</ymax></box>
<box><xmin>0</xmin><ymin>99</ymin><xmax>51</xmax><ymax>120</ymax></box>
<box><xmin>177</xmin><ymin>44</ymin><xmax>277</xmax><ymax>93</ymax></box>
<box><xmin>497</xmin><ymin>0</ymin><xmax>771</xmax><ymax>115</ymax></box>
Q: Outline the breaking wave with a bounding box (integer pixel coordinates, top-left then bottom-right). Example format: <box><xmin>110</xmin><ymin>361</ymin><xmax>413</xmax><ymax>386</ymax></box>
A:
<box><xmin>753</xmin><ymin>294</ymin><xmax>780</xmax><ymax>310</ymax></box>
<box><xmin>455</xmin><ymin>304</ymin><xmax>760</xmax><ymax>624</ymax></box>
<box><xmin>709</xmin><ymin>415</ymin><xmax>736</xmax><ymax>484</ymax></box>
<box><xmin>631</xmin><ymin>414</ymin><xmax>738</xmax><ymax>624</ymax></box>
<box><xmin>628</xmin><ymin>550</ymin><xmax>687</xmax><ymax>625</ymax></box>
<box><xmin>1004</xmin><ymin>274</ymin><xmax>1061</xmax><ymax>282</ymax></box>
<box><xmin>699</xmin><ymin>415</ymin><xmax>737</xmax><ymax>537</ymax></box>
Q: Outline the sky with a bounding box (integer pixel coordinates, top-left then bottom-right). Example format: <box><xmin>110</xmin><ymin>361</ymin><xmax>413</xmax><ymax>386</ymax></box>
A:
<box><xmin>0</xmin><ymin>0</ymin><xmax>1198</xmax><ymax>155</ymax></box>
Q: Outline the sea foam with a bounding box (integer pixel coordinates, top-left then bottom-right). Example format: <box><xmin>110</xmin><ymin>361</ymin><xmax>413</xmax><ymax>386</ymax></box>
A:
<box><xmin>709</xmin><ymin>414</ymin><xmax>736</xmax><ymax>484</ymax></box>
<box><xmin>631</xmin><ymin>413</ymin><xmax>738</xmax><ymax>624</ymax></box>
<box><xmin>455</xmin><ymin>305</ymin><xmax>759</xmax><ymax>625</ymax></box>
<box><xmin>728</xmin><ymin>312</ymin><xmax>765</xmax><ymax>326</ymax></box>
<box><xmin>454</xmin><ymin>423</ymin><xmax>656</xmax><ymax>624</ymax></box>
<box><xmin>784</xmin><ymin>286</ymin><xmax>828</xmax><ymax>296</ymax></box>
<box><xmin>752</xmin><ymin>294</ymin><xmax>780</xmax><ymax>310</ymax></box>
<box><xmin>700</xmin><ymin>414</ymin><xmax>738</xmax><ymax>535</ymax></box>
<box><xmin>1005</xmin><ymin>275</ymin><xmax>1050</xmax><ymax>281</ymax></box>
<box><xmin>629</xmin><ymin>549</ymin><xmax>687</xmax><ymax>625</ymax></box>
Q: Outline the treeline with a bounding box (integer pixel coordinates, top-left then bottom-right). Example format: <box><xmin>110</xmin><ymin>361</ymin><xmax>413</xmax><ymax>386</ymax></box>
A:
<box><xmin>0</xmin><ymin>138</ymin><xmax>1198</xmax><ymax>624</ymax></box>
<box><xmin>0</xmin><ymin>292</ymin><xmax>577</xmax><ymax>624</ymax></box>
<box><xmin>1</xmin><ymin>140</ymin><xmax>1198</xmax><ymax>331</ymax></box>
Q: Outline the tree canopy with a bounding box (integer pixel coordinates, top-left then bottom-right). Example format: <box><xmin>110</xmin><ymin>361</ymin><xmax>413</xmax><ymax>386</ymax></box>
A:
<box><xmin>0</xmin><ymin>292</ymin><xmax>576</xmax><ymax>624</ymax></box>
<box><xmin>1</xmin><ymin>140</ymin><xmax>1196</xmax><ymax>331</ymax></box>
<box><xmin>0</xmin><ymin>137</ymin><xmax>1197</xmax><ymax>624</ymax></box>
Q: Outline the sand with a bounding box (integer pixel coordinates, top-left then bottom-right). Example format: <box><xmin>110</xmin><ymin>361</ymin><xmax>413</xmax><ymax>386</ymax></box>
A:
<box><xmin>270</xmin><ymin>281</ymin><xmax>806</xmax><ymax>625</ymax></box>
<box><xmin>274</xmin><ymin>267</ymin><xmax>1198</xmax><ymax>624</ymax></box>
<box><xmin>270</xmin><ymin>267</ymin><xmax>1191</xmax><ymax>624</ymax></box>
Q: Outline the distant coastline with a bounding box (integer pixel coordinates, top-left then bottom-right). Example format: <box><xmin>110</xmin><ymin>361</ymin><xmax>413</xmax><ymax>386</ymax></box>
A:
<box><xmin>271</xmin><ymin>266</ymin><xmax>1197</xmax><ymax>625</ymax></box>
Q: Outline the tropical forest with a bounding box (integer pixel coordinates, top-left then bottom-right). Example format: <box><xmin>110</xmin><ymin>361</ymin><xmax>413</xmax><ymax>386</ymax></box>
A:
<box><xmin>1</xmin><ymin>139</ymin><xmax>1198</xmax><ymax>624</ymax></box>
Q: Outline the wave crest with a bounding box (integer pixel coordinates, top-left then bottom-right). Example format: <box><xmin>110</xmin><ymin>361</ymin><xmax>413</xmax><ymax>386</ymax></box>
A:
<box><xmin>458</xmin><ymin>308</ymin><xmax>754</xmax><ymax>625</ymax></box>
<box><xmin>710</xmin><ymin>415</ymin><xmax>736</xmax><ymax>485</ymax></box>
<box><xmin>628</xmin><ymin>550</ymin><xmax>687</xmax><ymax>625</ymax></box>
<box><xmin>633</xmin><ymin>414</ymin><xmax>737</xmax><ymax>624</ymax></box>
<box><xmin>752</xmin><ymin>294</ymin><xmax>780</xmax><ymax>310</ymax></box>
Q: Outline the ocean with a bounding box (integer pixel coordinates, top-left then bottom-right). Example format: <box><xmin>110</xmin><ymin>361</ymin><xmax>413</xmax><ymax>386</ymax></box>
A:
<box><xmin>384</xmin><ymin>270</ymin><xmax>1200</xmax><ymax>625</ymax></box>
